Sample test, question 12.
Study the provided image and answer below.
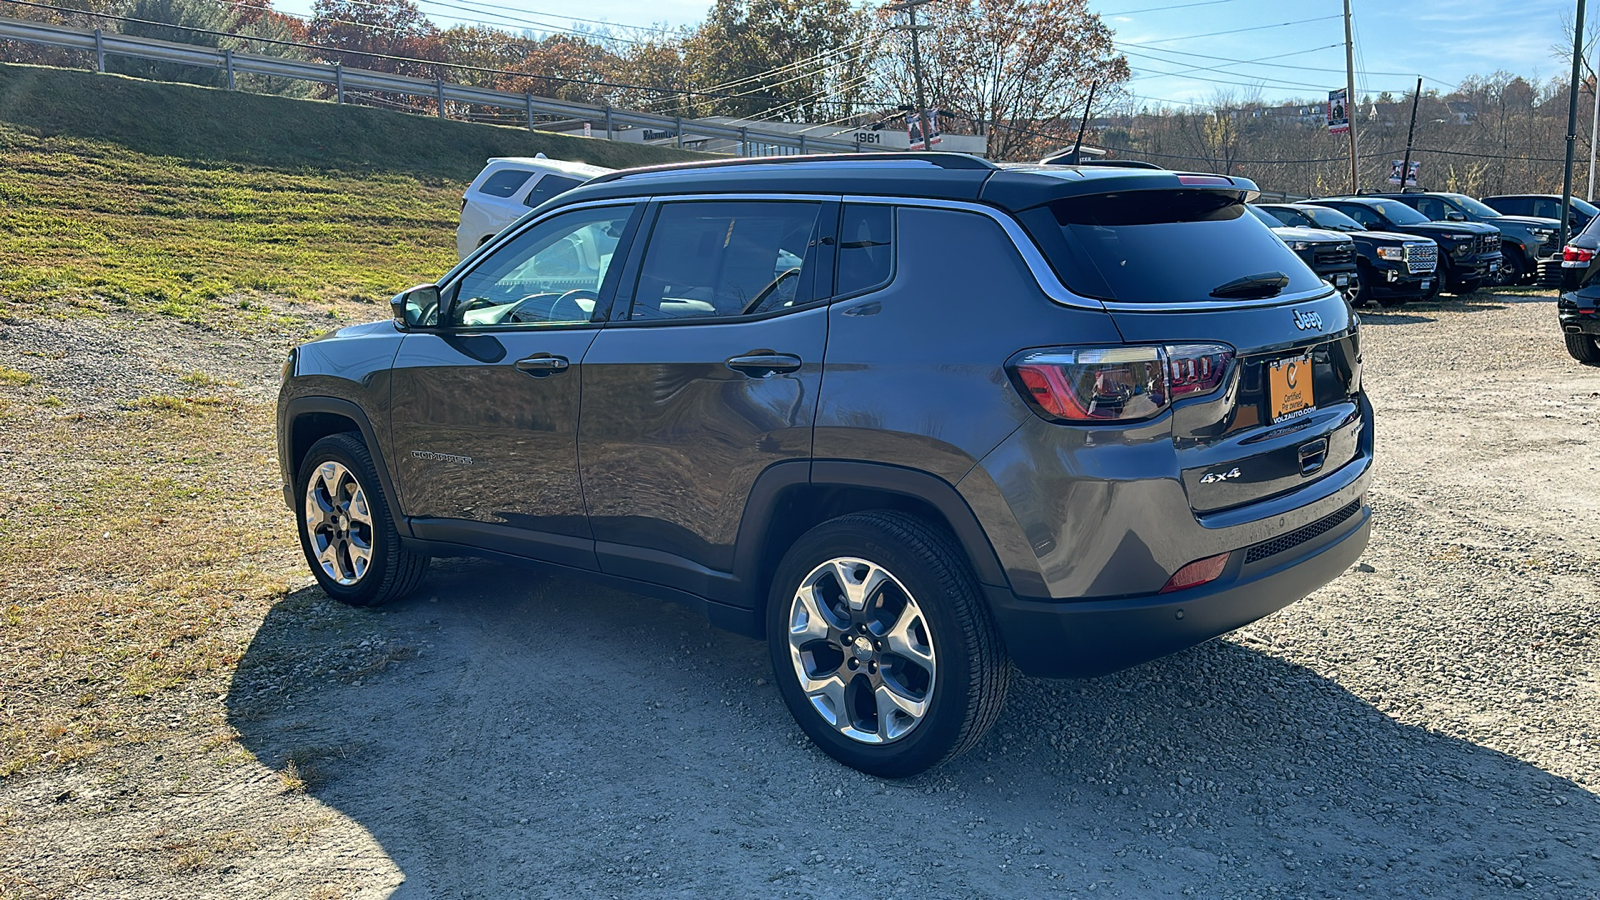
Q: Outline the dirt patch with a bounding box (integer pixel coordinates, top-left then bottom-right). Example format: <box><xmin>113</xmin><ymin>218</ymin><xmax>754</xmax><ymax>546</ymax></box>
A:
<box><xmin>2</xmin><ymin>293</ymin><xmax>1599</xmax><ymax>899</ymax></box>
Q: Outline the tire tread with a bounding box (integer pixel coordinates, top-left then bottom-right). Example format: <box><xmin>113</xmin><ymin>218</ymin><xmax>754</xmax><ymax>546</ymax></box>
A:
<box><xmin>299</xmin><ymin>433</ymin><xmax>427</xmax><ymax>607</ymax></box>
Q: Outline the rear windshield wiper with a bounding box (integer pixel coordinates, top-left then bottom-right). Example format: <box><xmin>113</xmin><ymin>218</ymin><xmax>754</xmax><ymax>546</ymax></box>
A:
<box><xmin>1210</xmin><ymin>271</ymin><xmax>1290</xmax><ymax>299</ymax></box>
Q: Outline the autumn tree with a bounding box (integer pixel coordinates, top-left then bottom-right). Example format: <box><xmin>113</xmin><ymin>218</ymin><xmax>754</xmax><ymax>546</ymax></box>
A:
<box><xmin>496</xmin><ymin>34</ymin><xmax>620</xmax><ymax>106</ymax></box>
<box><xmin>875</xmin><ymin>0</ymin><xmax>1128</xmax><ymax>160</ymax></box>
<box><xmin>680</xmin><ymin>0</ymin><xmax>876</xmax><ymax>121</ymax></box>
<box><xmin>307</xmin><ymin>0</ymin><xmax>443</xmax><ymax>77</ymax></box>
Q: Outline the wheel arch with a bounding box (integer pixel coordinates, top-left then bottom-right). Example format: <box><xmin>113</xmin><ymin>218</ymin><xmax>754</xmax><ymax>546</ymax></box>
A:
<box><xmin>282</xmin><ymin>397</ymin><xmax>409</xmax><ymax>534</ymax></box>
<box><xmin>732</xmin><ymin>460</ymin><xmax>1010</xmax><ymax>634</ymax></box>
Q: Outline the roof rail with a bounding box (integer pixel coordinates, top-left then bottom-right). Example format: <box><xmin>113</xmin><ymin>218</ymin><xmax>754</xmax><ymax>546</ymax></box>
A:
<box><xmin>589</xmin><ymin>152</ymin><xmax>998</xmax><ymax>185</ymax></box>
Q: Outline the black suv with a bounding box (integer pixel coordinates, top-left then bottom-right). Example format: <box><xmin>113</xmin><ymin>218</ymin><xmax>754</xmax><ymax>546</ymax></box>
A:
<box><xmin>1246</xmin><ymin>205</ymin><xmax>1360</xmax><ymax>303</ymax></box>
<box><xmin>278</xmin><ymin>154</ymin><xmax>1374</xmax><ymax>777</ymax></box>
<box><xmin>1252</xmin><ymin>203</ymin><xmax>1436</xmax><ymax>307</ymax></box>
<box><xmin>1367</xmin><ymin>191</ymin><xmax>1557</xmax><ymax>286</ymax></box>
<box><xmin>1309</xmin><ymin>197</ymin><xmax>1502</xmax><ymax>294</ymax></box>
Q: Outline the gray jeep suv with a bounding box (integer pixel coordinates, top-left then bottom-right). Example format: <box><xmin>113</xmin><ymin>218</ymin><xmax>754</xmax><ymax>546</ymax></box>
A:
<box><xmin>277</xmin><ymin>153</ymin><xmax>1374</xmax><ymax>777</ymax></box>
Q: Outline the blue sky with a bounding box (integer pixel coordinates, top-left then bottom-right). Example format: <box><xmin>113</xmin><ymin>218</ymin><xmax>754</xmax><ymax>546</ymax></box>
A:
<box><xmin>272</xmin><ymin>0</ymin><xmax>1582</xmax><ymax>108</ymax></box>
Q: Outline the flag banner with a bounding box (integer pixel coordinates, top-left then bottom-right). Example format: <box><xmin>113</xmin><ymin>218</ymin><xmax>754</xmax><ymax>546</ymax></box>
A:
<box><xmin>1328</xmin><ymin>89</ymin><xmax>1349</xmax><ymax>135</ymax></box>
<box><xmin>1388</xmin><ymin>160</ymin><xmax>1420</xmax><ymax>186</ymax></box>
<box><xmin>908</xmin><ymin>110</ymin><xmax>942</xmax><ymax>150</ymax></box>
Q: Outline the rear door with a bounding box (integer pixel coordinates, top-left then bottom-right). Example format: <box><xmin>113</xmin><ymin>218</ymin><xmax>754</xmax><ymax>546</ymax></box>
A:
<box><xmin>1022</xmin><ymin>188</ymin><xmax>1364</xmax><ymax>515</ymax></box>
<box><xmin>577</xmin><ymin>197</ymin><xmax>836</xmax><ymax>594</ymax></box>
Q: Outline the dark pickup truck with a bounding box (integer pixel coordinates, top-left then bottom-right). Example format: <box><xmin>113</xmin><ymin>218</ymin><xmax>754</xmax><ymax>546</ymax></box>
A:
<box><xmin>1308</xmin><ymin>197</ymin><xmax>1501</xmax><ymax>295</ymax></box>
<box><xmin>1256</xmin><ymin>202</ymin><xmax>1436</xmax><ymax>307</ymax></box>
<box><xmin>1370</xmin><ymin>191</ymin><xmax>1557</xmax><ymax>286</ymax></box>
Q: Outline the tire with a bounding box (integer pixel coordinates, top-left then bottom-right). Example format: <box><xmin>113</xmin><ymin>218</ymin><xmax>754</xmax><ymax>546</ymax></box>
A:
<box><xmin>295</xmin><ymin>433</ymin><xmax>428</xmax><ymax>607</ymax></box>
<box><xmin>1450</xmin><ymin>278</ymin><xmax>1482</xmax><ymax>296</ymax></box>
<box><xmin>765</xmin><ymin>511</ymin><xmax>1010</xmax><ymax>778</ymax></box>
<box><xmin>1498</xmin><ymin>248</ymin><xmax>1527</xmax><ymax>286</ymax></box>
<box><xmin>1565</xmin><ymin>332</ymin><xmax>1600</xmax><ymax>364</ymax></box>
<box><xmin>1351</xmin><ymin>264</ymin><xmax>1373</xmax><ymax>308</ymax></box>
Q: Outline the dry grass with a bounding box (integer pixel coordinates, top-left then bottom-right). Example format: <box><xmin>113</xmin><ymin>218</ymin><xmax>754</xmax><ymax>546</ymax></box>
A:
<box><xmin>0</xmin><ymin>391</ymin><xmax>301</xmax><ymax>777</ymax></box>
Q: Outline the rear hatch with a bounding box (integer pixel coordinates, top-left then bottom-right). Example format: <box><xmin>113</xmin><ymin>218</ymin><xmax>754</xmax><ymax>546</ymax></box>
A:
<box><xmin>1010</xmin><ymin>183</ymin><xmax>1365</xmax><ymax>515</ymax></box>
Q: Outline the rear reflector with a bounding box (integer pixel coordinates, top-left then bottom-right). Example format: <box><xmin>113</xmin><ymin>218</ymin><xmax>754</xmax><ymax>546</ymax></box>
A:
<box><xmin>1159</xmin><ymin>552</ymin><xmax>1230</xmax><ymax>594</ymax></box>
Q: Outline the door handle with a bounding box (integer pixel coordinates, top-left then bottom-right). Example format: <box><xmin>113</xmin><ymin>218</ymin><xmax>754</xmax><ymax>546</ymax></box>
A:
<box><xmin>726</xmin><ymin>353</ymin><xmax>802</xmax><ymax>377</ymax></box>
<box><xmin>514</xmin><ymin>354</ymin><xmax>570</xmax><ymax>377</ymax></box>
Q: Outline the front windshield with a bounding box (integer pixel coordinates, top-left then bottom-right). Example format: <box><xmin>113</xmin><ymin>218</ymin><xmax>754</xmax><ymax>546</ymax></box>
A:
<box><xmin>1445</xmin><ymin>194</ymin><xmax>1504</xmax><ymax>218</ymax></box>
<box><xmin>1370</xmin><ymin>200</ymin><xmax>1430</xmax><ymax>225</ymax></box>
<box><xmin>1299</xmin><ymin>206</ymin><xmax>1361</xmax><ymax>231</ymax></box>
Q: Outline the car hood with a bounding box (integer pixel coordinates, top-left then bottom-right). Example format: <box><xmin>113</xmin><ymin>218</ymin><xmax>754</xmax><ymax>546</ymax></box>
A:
<box><xmin>1272</xmin><ymin>226</ymin><xmax>1351</xmax><ymax>244</ymax></box>
<box><xmin>1352</xmin><ymin>229</ymin><xmax>1429</xmax><ymax>244</ymax></box>
<box><xmin>1398</xmin><ymin>221</ymin><xmax>1498</xmax><ymax>238</ymax></box>
<box><xmin>304</xmin><ymin>319</ymin><xmax>399</xmax><ymax>345</ymax></box>
<box><xmin>1491</xmin><ymin>214</ymin><xmax>1561</xmax><ymax>230</ymax></box>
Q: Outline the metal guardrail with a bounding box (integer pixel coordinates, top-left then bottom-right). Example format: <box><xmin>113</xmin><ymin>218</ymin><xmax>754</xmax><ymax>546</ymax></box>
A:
<box><xmin>0</xmin><ymin>16</ymin><xmax>870</xmax><ymax>156</ymax></box>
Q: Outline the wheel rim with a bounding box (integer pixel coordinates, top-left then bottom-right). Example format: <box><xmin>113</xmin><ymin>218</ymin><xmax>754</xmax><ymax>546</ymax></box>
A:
<box><xmin>785</xmin><ymin>557</ymin><xmax>936</xmax><ymax>745</ymax></box>
<box><xmin>303</xmin><ymin>461</ymin><xmax>375</xmax><ymax>586</ymax></box>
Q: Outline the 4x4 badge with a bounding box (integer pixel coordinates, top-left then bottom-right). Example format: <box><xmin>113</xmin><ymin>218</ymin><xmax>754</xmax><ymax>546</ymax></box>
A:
<box><xmin>1199</xmin><ymin>466</ymin><xmax>1242</xmax><ymax>484</ymax></box>
<box><xmin>1292</xmin><ymin>309</ymin><xmax>1324</xmax><ymax>332</ymax></box>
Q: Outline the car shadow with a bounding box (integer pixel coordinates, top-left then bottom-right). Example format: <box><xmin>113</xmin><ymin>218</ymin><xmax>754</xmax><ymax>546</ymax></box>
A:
<box><xmin>228</xmin><ymin>560</ymin><xmax>1600</xmax><ymax>898</ymax></box>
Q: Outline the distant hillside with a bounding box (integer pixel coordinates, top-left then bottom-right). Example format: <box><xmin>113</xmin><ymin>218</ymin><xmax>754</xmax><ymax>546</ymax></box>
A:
<box><xmin>0</xmin><ymin>63</ymin><xmax>707</xmax><ymax>320</ymax></box>
<box><xmin>0</xmin><ymin>62</ymin><xmax>706</xmax><ymax>180</ymax></box>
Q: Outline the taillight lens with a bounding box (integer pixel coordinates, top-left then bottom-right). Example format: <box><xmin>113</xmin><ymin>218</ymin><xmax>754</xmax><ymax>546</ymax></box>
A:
<box><xmin>1011</xmin><ymin>343</ymin><xmax>1234</xmax><ymax>423</ymax></box>
<box><xmin>1563</xmin><ymin>245</ymin><xmax>1595</xmax><ymax>267</ymax></box>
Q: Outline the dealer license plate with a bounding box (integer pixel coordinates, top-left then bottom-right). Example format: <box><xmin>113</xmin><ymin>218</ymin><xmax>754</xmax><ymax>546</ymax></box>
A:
<box><xmin>1334</xmin><ymin>274</ymin><xmax>1350</xmax><ymax>287</ymax></box>
<box><xmin>1268</xmin><ymin>354</ymin><xmax>1314</xmax><ymax>423</ymax></box>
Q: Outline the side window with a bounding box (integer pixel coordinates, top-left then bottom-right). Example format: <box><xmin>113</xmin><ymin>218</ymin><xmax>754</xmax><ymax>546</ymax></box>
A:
<box><xmin>448</xmin><ymin>205</ymin><xmax>631</xmax><ymax>328</ymax></box>
<box><xmin>523</xmin><ymin>174</ymin><xmax>583</xmax><ymax>209</ymax></box>
<box><xmin>476</xmin><ymin>168</ymin><xmax>533</xmax><ymax>198</ymax></box>
<box><xmin>1341</xmin><ymin>205</ymin><xmax>1380</xmax><ymax>229</ymax></box>
<box><xmin>1413</xmin><ymin>197</ymin><xmax>1444</xmax><ymax>220</ymax></box>
<box><xmin>1533</xmin><ymin>199</ymin><xmax>1558</xmax><ymax>219</ymax></box>
<box><xmin>629</xmin><ymin>200</ymin><xmax>822</xmax><ymax>321</ymax></box>
<box><xmin>836</xmin><ymin>203</ymin><xmax>895</xmax><ymax>296</ymax></box>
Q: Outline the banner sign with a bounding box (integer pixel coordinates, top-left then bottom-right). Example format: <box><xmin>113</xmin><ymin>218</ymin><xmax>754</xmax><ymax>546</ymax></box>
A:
<box><xmin>908</xmin><ymin>110</ymin><xmax>942</xmax><ymax>150</ymax></box>
<box><xmin>1387</xmin><ymin>159</ymin><xmax>1420</xmax><ymax>186</ymax></box>
<box><xmin>1328</xmin><ymin>89</ymin><xmax>1349</xmax><ymax>135</ymax></box>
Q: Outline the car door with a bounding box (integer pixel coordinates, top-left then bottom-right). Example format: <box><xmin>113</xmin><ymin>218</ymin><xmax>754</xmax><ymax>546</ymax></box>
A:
<box><xmin>577</xmin><ymin>196</ymin><xmax>837</xmax><ymax>598</ymax></box>
<box><xmin>390</xmin><ymin>202</ymin><xmax>643</xmax><ymax>569</ymax></box>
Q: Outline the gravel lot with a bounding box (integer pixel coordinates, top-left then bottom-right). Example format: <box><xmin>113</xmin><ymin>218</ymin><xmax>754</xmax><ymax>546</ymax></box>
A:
<box><xmin>4</xmin><ymin>291</ymin><xmax>1599</xmax><ymax>898</ymax></box>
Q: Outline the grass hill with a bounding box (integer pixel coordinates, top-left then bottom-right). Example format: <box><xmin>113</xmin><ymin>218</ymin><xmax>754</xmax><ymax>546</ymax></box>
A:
<box><xmin>0</xmin><ymin>62</ymin><xmax>705</xmax><ymax>321</ymax></box>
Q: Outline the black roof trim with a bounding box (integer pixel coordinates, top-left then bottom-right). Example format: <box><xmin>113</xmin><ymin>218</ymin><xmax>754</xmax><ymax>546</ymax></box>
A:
<box><xmin>588</xmin><ymin>152</ymin><xmax>998</xmax><ymax>186</ymax></box>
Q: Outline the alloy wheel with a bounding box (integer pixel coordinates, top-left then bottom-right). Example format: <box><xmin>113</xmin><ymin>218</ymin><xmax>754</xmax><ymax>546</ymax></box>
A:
<box><xmin>784</xmin><ymin>557</ymin><xmax>936</xmax><ymax>744</ymax></box>
<box><xmin>304</xmin><ymin>460</ymin><xmax>375</xmax><ymax>586</ymax></box>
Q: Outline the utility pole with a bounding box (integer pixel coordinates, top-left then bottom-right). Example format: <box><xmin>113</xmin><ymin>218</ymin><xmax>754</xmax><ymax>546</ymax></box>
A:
<box><xmin>888</xmin><ymin>0</ymin><xmax>936</xmax><ymax>152</ymax></box>
<box><xmin>1342</xmin><ymin>0</ymin><xmax>1359</xmax><ymax>192</ymax></box>
<box><xmin>1400</xmin><ymin>76</ymin><xmax>1422</xmax><ymax>191</ymax></box>
<box><xmin>1562</xmin><ymin>0</ymin><xmax>1588</xmax><ymax>249</ymax></box>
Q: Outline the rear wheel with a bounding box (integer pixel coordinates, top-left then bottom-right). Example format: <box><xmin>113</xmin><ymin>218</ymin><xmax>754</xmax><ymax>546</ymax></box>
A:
<box><xmin>766</xmin><ymin>511</ymin><xmax>1010</xmax><ymax>778</ymax></box>
<box><xmin>296</xmin><ymin>433</ymin><xmax>428</xmax><ymax>607</ymax></box>
<box><xmin>1565</xmin><ymin>333</ymin><xmax>1600</xmax><ymax>364</ymax></box>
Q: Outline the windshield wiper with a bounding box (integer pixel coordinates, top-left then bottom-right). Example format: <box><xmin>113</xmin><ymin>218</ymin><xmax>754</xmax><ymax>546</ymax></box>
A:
<box><xmin>1210</xmin><ymin>271</ymin><xmax>1290</xmax><ymax>299</ymax></box>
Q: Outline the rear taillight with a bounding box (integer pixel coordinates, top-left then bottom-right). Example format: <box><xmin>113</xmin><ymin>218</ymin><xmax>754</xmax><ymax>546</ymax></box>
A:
<box><xmin>1563</xmin><ymin>245</ymin><xmax>1594</xmax><ymax>267</ymax></box>
<box><xmin>1011</xmin><ymin>343</ymin><xmax>1234</xmax><ymax>423</ymax></box>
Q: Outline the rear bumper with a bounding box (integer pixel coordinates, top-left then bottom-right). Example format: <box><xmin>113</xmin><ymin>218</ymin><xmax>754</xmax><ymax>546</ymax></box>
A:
<box><xmin>986</xmin><ymin>499</ymin><xmax>1371</xmax><ymax>678</ymax></box>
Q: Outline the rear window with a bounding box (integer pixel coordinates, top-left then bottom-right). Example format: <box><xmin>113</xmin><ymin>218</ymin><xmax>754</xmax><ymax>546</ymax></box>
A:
<box><xmin>1037</xmin><ymin>190</ymin><xmax>1325</xmax><ymax>303</ymax></box>
<box><xmin>524</xmin><ymin>174</ymin><xmax>583</xmax><ymax>208</ymax></box>
<box><xmin>476</xmin><ymin>168</ymin><xmax>534</xmax><ymax>198</ymax></box>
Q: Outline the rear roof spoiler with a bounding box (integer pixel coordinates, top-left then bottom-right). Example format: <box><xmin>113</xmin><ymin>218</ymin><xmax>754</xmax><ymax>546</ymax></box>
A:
<box><xmin>980</xmin><ymin>166</ymin><xmax>1260</xmax><ymax>213</ymax></box>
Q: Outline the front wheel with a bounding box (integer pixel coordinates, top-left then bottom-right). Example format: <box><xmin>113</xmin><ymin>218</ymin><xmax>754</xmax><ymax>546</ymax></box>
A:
<box><xmin>766</xmin><ymin>512</ymin><xmax>1010</xmax><ymax>778</ymax></box>
<box><xmin>296</xmin><ymin>433</ymin><xmax>428</xmax><ymax>607</ymax></box>
<box><xmin>1565</xmin><ymin>332</ymin><xmax>1600</xmax><ymax>364</ymax></box>
<box><xmin>1498</xmin><ymin>249</ymin><xmax>1527</xmax><ymax>286</ymax></box>
<box><xmin>1449</xmin><ymin>277</ymin><xmax>1482</xmax><ymax>295</ymax></box>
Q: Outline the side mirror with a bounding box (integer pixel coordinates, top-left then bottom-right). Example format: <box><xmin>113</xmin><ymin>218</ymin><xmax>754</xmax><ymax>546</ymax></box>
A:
<box><xmin>1444</xmin><ymin>211</ymin><xmax>1467</xmax><ymax>222</ymax></box>
<box><xmin>392</xmin><ymin>284</ymin><xmax>440</xmax><ymax>329</ymax></box>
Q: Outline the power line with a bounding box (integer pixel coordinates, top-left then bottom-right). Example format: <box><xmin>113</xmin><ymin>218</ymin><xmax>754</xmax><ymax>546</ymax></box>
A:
<box><xmin>1098</xmin><ymin>0</ymin><xmax>1240</xmax><ymax>16</ymax></box>
<box><xmin>1129</xmin><ymin>15</ymin><xmax>1343</xmax><ymax>46</ymax></box>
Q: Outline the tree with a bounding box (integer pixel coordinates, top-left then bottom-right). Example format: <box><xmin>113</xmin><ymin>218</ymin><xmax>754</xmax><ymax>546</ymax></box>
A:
<box><xmin>681</xmin><ymin>0</ymin><xmax>875</xmax><ymax>121</ymax></box>
<box><xmin>874</xmin><ymin>0</ymin><xmax>1129</xmax><ymax>160</ymax></box>
<box><xmin>496</xmin><ymin>34</ymin><xmax>619</xmax><ymax>106</ymax></box>
<box><xmin>306</xmin><ymin>0</ymin><xmax>443</xmax><ymax>77</ymax></box>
